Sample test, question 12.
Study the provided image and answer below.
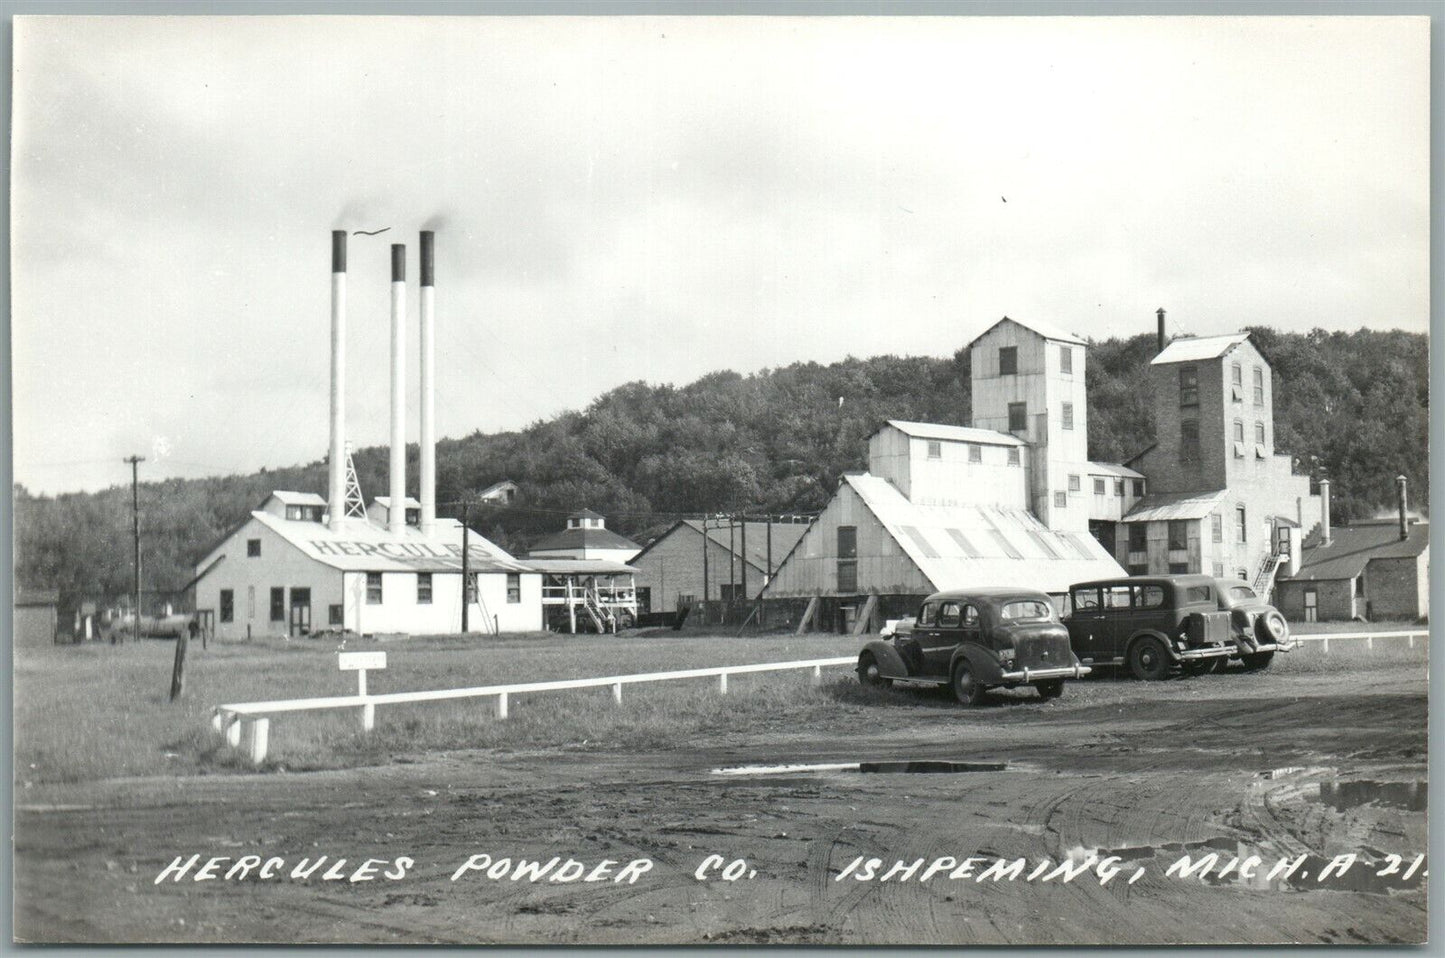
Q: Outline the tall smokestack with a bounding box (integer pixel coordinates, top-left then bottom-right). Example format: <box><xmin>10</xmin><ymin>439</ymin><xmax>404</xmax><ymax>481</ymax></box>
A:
<box><xmin>1156</xmin><ymin>308</ymin><xmax>1167</xmax><ymax>355</ymax></box>
<box><xmin>1396</xmin><ymin>475</ymin><xmax>1408</xmax><ymax>541</ymax></box>
<box><xmin>328</xmin><ymin>231</ymin><xmax>347</xmax><ymax>531</ymax></box>
<box><xmin>389</xmin><ymin>243</ymin><xmax>407</xmax><ymax>536</ymax></box>
<box><xmin>1319</xmin><ymin>478</ymin><xmax>1332</xmax><ymax>546</ymax></box>
<box><xmin>419</xmin><ymin>231</ymin><xmax>436</xmax><ymax>536</ymax></box>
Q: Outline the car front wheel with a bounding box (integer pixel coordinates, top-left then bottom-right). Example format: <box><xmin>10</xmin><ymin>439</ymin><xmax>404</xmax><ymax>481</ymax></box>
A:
<box><xmin>1035</xmin><ymin>678</ymin><xmax>1065</xmax><ymax>700</ymax></box>
<box><xmin>1129</xmin><ymin>637</ymin><xmax>1172</xmax><ymax>681</ymax></box>
<box><xmin>857</xmin><ymin>652</ymin><xmax>891</xmax><ymax>687</ymax></box>
<box><xmin>951</xmin><ymin>662</ymin><xmax>985</xmax><ymax>707</ymax></box>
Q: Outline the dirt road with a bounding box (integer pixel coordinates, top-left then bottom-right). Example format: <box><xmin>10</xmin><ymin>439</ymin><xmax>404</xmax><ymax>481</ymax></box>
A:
<box><xmin>14</xmin><ymin>658</ymin><xmax>1427</xmax><ymax>944</ymax></box>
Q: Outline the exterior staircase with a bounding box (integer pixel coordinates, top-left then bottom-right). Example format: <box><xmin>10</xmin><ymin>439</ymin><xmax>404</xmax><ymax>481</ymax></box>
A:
<box><xmin>1252</xmin><ymin>550</ymin><xmax>1287</xmax><ymax>599</ymax></box>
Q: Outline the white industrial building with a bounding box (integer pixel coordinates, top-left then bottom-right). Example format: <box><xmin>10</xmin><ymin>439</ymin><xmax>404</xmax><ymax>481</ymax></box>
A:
<box><xmin>195</xmin><ymin>492</ymin><xmax>540</xmax><ymax>639</ymax></box>
<box><xmin>193</xmin><ymin>229</ymin><xmax>542</xmax><ymax>638</ymax></box>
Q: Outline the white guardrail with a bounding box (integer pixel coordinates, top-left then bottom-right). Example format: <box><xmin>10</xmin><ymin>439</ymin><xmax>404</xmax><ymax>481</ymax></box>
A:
<box><xmin>212</xmin><ymin>654</ymin><xmax>857</xmax><ymax>764</ymax></box>
<box><xmin>1292</xmin><ymin>630</ymin><xmax>1428</xmax><ymax>651</ymax></box>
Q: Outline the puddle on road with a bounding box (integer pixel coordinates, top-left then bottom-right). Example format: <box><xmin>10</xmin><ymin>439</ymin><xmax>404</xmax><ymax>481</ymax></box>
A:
<box><xmin>1311</xmin><ymin>780</ymin><xmax>1427</xmax><ymax>813</ymax></box>
<box><xmin>711</xmin><ymin>760</ymin><xmax>1009</xmax><ymax>776</ymax></box>
<box><xmin>1065</xmin><ymin>837</ymin><xmax>1426</xmax><ymax>895</ymax></box>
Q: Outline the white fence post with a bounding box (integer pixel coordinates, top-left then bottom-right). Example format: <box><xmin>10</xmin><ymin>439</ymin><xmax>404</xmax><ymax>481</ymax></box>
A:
<box><xmin>496</xmin><ymin>691</ymin><xmax>509</xmax><ymax>719</ymax></box>
<box><xmin>718</xmin><ymin>672</ymin><xmax>729</xmax><ymax>695</ymax></box>
<box><xmin>1366</xmin><ymin>635</ymin><xmax>1373</xmax><ymax>650</ymax></box>
<box><xmin>244</xmin><ymin>718</ymin><xmax>269</xmax><ymax>764</ymax></box>
<box><xmin>1321</xmin><ymin>636</ymin><xmax>1329</xmax><ymax>653</ymax></box>
<box><xmin>812</xmin><ymin>665</ymin><xmax>822</xmax><ymax>686</ymax></box>
<box><xmin>612</xmin><ymin>683</ymin><xmax>622</xmax><ymax>705</ymax></box>
<box><xmin>226</xmin><ymin>716</ymin><xmax>243</xmax><ymax>748</ymax></box>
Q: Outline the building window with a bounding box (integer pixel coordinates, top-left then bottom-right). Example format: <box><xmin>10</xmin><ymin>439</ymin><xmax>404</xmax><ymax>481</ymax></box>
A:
<box><xmin>1180</xmin><ymin>420</ymin><xmax>1199</xmax><ymax>463</ymax></box>
<box><xmin>1062</xmin><ymin>402</ymin><xmax>1074</xmax><ymax>430</ymax></box>
<box><xmin>1060</xmin><ymin>346</ymin><xmax>1073</xmax><ymax>375</ymax></box>
<box><xmin>286</xmin><ymin>505</ymin><xmax>322</xmax><ymax>522</ymax></box>
<box><xmin>1237</xmin><ymin>569</ymin><xmax>1249</xmax><ymax>581</ymax></box>
<box><xmin>1054</xmin><ymin>491</ymin><xmax>1068</xmax><ymax>508</ymax></box>
<box><xmin>1007</xmin><ymin>447</ymin><xmax>1020</xmax><ymax>466</ymax></box>
<box><xmin>220</xmin><ymin>589</ymin><xmax>234</xmax><ymax>623</ymax></box>
<box><xmin>1128</xmin><ymin>523</ymin><xmax>1148</xmax><ymax>552</ymax></box>
<box><xmin>1231</xmin><ymin>362</ymin><xmax>1243</xmax><ymax>402</ymax></box>
<box><xmin>1133</xmin><ymin>478</ymin><xmax>1145</xmax><ymax>497</ymax></box>
<box><xmin>1211</xmin><ymin>513</ymin><xmax>1223</xmax><ymax>543</ymax></box>
<box><xmin>417</xmin><ymin>572</ymin><xmax>433</xmax><ymax>604</ymax></box>
<box><xmin>1236</xmin><ymin>505</ymin><xmax>1247</xmax><ymax>543</ymax></box>
<box><xmin>1179</xmin><ymin>366</ymin><xmax>1199</xmax><ymax>407</ymax></box>
<box><xmin>927</xmin><ymin>440</ymin><xmax>942</xmax><ymax>460</ymax></box>
<box><xmin>1252</xmin><ymin>367</ymin><xmax>1264</xmax><ymax>404</ymax></box>
<box><xmin>247</xmin><ymin>538</ymin><xmax>261</xmax><ymax>557</ymax></box>
<box><xmin>1212</xmin><ymin>562</ymin><xmax>1225</xmax><ymax>578</ymax></box>
<box><xmin>1233</xmin><ymin>419</ymin><xmax>1246</xmax><ymax>458</ymax></box>
<box><xmin>999</xmin><ymin>346</ymin><xmax>1018</xmax><ymax>375</ymax></box>
<box><xmin>270</xmin><ymin>587</ymin><xmax>284</xmax><ymax>621</ymax></box>
<box><xmin>1255</xmin><ymin>421</ymin><xmax>1266</xmax><ymax>445</ymax></box>
<box><xmin>1115</xmin><ymin>479</ymin><xmax>1125</xmax><ymax>496</ymax></box>
<box><xmin>1168</xmin><ymin>520</ymin><xmax>1188</xmax><ymax>551</ymax></box>
<box><xmin>968</xmin><ymin>444</ymin><xmax>982</xmax><ymax>463</ymax></box>
<box><xmin>329</xmin><ymin>604</ymin><xmax>343</xmax><ymax>626</ymax></box>
<box><xmin>507</xmin><ymin>573</ymin><xmax>521</xmax><ymax>603</ymax></box>
<box><xmin>837</xmin><ymin>559</ymin><xmax>858</xmax><ymax>593</ymax></box>
<box><xmin>1168</xmin><ymin>562</ymin><xmax>1190</xmax><ymax>574</ymax></box>
<box><xmin>1068</xmin><ymin>474</ymin><xmax>1081</xmax><ymax>492</ymax></box>
<box><xmin>366</xmin><ymin>572</ymin><xmax>383</xmax><ymax>604</ymax></box>
<box><xmin>1008</xmin><ymin>402</ymin><xmax>1027</xmax><ymax>433</ymax></box>
<box><xmin>1094</xmin><ymin>478</ymin><xmax>1106</xmax><ymax>496</ymax></box>
<box><xmin>1304</xmin><ymin>589</ymin><xmax>1318</xmax><ymax>622</ymax></box>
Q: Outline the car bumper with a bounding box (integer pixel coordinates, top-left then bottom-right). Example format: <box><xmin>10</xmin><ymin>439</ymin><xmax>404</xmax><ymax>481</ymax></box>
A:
<box><xmin>1176</xmin><ymin>645</ymin><xmax>1234</xmax><ymax>661</ymax></box>
<box><xmin>998</xmin><ymin>664</ymin><xmax>1091</xmax><ymax>682</ymax></box>
<box><xmin>1238</xmin><ymin>639</ymin><xmax>1295</xmax><ymax>654</ymax></box>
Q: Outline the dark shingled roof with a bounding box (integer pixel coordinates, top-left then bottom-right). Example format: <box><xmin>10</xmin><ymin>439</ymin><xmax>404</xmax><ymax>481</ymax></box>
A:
<box><xmin>529</xmin><ymin>526</ymin><xmax>641</xmax><ymax>554</ymax></box>
<box><xmin>1284</xmin><ymin>520</ymin><xmax>1429</xmax><ymax>583</ymax></box>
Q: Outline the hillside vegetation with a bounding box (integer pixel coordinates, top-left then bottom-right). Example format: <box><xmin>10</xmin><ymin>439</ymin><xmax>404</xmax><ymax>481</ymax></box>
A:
<box><xmin>14</xmin><ymin>327</ymin><xmax>1427</xmax><ymax>615</ymax></box>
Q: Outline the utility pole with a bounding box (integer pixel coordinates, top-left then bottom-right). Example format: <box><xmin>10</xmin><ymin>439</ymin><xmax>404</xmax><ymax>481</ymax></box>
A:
<box><xmin>739</xmin><ymin>515</ymin><xmax>748</xmax><ymax>602</ymax></box>
<box><xmin>123</xmin><ymin>455</ymin><xmax>145</xmax><ymax>645</ymax></box>
<box><xmin>461</xmin><ymin>501</ymin><xmax>471</xmax><ymax>633</ymax></box>
<box><xmin>700</xmin><ymin>515</ymin><xmax>710</xmax><ymax>625</ymax></box>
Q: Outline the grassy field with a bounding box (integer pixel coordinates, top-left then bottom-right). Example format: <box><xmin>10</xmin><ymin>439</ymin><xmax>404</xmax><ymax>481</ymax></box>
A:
<box><xmin>15</xmin><ymin>625</ymin><xmax>1428</xmax><ymax>784</ymax></box>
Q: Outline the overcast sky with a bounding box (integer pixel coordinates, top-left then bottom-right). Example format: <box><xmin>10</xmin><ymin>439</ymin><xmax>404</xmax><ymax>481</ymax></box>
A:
<box><xmin>11</xmin><ymin>15</ymin><xmax>1430</xmax><ymax>495</ymax></box>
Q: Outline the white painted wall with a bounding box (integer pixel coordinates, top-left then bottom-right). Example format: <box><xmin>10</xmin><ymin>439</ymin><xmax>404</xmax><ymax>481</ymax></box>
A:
<box><xmin>342</xmin><ymin>570</ymin><xmax>543</xmax><ymax>635</ymax></box>
<box><xmin>867</xmin><ymin>426</ymin><xmax>1027</xmax><ymax>508</ymax></box>
<box><xmin>195</xmin><ymin>517</ymin><xmax>344</xmax><ymax>640</ymax></box>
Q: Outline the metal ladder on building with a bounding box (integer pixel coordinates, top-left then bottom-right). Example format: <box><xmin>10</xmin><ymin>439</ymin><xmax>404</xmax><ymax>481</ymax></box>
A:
<box><xmin>1252</xmin><ymin>550</ymin><xmax>1287</xmax><ymax>598</ymax></box>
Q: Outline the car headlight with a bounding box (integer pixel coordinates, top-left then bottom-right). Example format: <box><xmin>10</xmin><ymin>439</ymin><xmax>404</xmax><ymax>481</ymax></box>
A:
<box><xmin>997</xmin><ymin>648</ymin><xmax>1016</xmax><ymax>665</ymax></box>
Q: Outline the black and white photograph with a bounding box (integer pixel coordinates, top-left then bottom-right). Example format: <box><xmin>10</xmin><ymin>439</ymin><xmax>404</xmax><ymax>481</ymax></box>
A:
<box><xmin>8</xmin><ymin>8</ymin><xmax>1432</xmax><ymax>945</ymax></box>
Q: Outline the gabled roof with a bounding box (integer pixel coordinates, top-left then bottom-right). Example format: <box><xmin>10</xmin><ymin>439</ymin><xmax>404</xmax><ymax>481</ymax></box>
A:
<box><xmin>478</xmin><ymin>480</ymin><xmax>517</xmax><ymax>497</ymax></box>
<box><xmin>373</xmin><ymin>496</ymin><xmax>421</xmax><ymax>508</ymax></box>
<box><xmin>1285</xmin><ymin>520</ymin><xmax>1430</xmax><ymax>582</ymax></box>
<box><xmin>268</xmin><ymin>490</ymin><xmax>327</xmax><ymax>506</ymax></box>
<box><xmin>530</xmin><ymin>526</ymin><xmax>641</xmax><ymax>553</ymax></box>
<box><xmin>1087</xmin><ymin>461</ymin><xmax>1145</xmax><ymax>480</ymax></box>
<box><xmin>1151</xmin><ymin>332</ymin><xmax>1251</xmax><ymax>365</ymax></box>
<box><xmin>1122</xmin><ymin>490</ymin><xmax>1229</xmax><ymax>522</ymax></box>
<box><xmin>967</xmin><ymin>315</ymin><xmax>1089</xmax><ymax>349</ymax></box>
<box><xmin>881</xmin><ymin>420</ymin><xmax>1026</xmax><ymax>447</ymax></box>
<box><xmin>630</xmin><ymin>518</ymin><xmax>812</xmax><ymax>571</ymax></box>
<box><xmin>794</xmin><ymin>473</ymin><xmax>1123</xmax><ymax>594</ymax></box>
<box><xmin>242</xmin><ymin>512</ymin><xmax>531</xmax><ymax>574</ymax></box>
<box><xmin>570</xmin><ymin>508</ymin><xmax>606</xmax><ymax>520</ymax></box>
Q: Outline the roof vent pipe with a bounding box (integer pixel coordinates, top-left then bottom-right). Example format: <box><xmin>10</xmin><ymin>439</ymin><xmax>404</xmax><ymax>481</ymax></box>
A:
<box><xmin>1156</xmin><ymin>308</ymin><xmax>1167</xmax><ymax>355</ymax></box>
<box><xmin>1319</xmin><ymin>478</ymin><xmax>1332</xmax><ymax>546</ymax></box>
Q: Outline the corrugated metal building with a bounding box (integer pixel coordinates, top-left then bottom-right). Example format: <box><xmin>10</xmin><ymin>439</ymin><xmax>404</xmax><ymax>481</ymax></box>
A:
<box><xmin>630</xmin><ymin>518</ymin><xmax>810</xmax><ymax>614</ymax></box>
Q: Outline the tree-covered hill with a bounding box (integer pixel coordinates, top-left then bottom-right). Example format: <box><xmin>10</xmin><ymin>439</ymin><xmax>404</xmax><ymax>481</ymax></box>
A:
<box><xmin>14</xmin><ymin>327</ymin><xmax>1427</xmax><ymax>616</ymax></box>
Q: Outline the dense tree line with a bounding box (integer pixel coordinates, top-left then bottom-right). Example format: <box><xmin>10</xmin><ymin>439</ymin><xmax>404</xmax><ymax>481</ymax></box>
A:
<box><xmin>14</xmin><ymin>327</ymin><xmax>1426</xmax><ymax>618</ymax></box>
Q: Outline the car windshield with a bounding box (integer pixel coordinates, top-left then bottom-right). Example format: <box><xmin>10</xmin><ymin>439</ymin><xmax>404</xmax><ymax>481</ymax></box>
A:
<box><xmin>1000</xmin><ymin>600</ymin><xmax>1053</xmax><ymax>622</ymax></box>
<box><xmin>1228</xmin><ymin>585</ymin><xmax>1257</xmax><ymax>600</ymax></box>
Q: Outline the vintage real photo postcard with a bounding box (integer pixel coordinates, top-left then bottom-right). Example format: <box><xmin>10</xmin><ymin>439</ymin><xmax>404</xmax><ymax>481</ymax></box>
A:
<box><xmin>9</xmin><ymin>12</ymin><xmax>1430</xmax><ymax>945</ymax></box>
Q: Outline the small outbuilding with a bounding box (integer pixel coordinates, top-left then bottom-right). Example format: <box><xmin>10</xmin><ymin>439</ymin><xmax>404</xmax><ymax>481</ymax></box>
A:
<box><xmin>528</xmin><ymin>510</ymin><xmax>642</xmax><ymax>564</ymax></box>
<box><xmin>629</xmin><ymin>518</ymin><xmax>811</xmax><ymax>614</ymax></box>
<box><xmin>15</xmin><ymin>589</ymin><xmax>60</xmax><ymax>647</ymax></box>
<box><xmin>1274</xmin><ymin>518</ymin><xmax>1429</xmax><ymax>622</ymax></box>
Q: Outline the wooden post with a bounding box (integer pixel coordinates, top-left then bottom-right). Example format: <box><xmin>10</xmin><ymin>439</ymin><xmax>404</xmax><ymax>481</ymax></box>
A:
<box><xmin>461</xmin><ymin>502</ymin><xmax>471</xmax><ymax>633</ymax></box>
<box><xmin>701</xmin><ymin>516</ymin><xmax>710</xmax><ymax>624</ymax></box>
<box><xmin>226</xmin><ymin>716</ymin><xmax>243</xmax><ymax>748</ymax></box>
<box><xmin>812</xmin><ymin>664</ymin><xmax>822</xmax><ymax>686</ymax></box>
<box><xmin>612</xmin><ymin>683</ymin><xmax>623</xmax><ymax>705</ymax></box>
<box><xmin>496</xmin><ymin>691</ymin><xmax>509</xmax><ymax>719</ymax></box>
<box><xmin>1321</xmin><ymin>636</ymin><xmax>1329</xmax><ymax>653</ymax></box>
<box><xmin>740</xmin><ymin>515</ymin><xmax>748</xmax><ymax>603</ymax></box>
<box><xmin>358</xmin><ymin>667</ymin><xmax>374</xmax><ymax>731</ymax></box>
<box><xmin>168</xmin><ymin>627</ymin><xmax>189</xmax><ymax>701</ymax></box>
<box><xmin>796</xmin><ymin>596</ymin><xmax>819</xmax><ymax>635</ymax></box>
<box><xmin>718</xmin><ymin>672</ymin><xmax>729</xmax><ymax>695</ymax></box>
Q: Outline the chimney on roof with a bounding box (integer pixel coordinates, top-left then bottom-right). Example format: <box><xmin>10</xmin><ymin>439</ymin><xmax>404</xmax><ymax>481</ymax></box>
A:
<box><xmin>1396</xmin><ymin>475</ymin><xmax>1409</xmax><ymax>541</ymax></box>
<box><xmin>1319</xmin><ymin>478</ymin><xmax>1332</xmax><ymax>546</ymax></box>
<box><xmin>1156</xmin><ymin>308</ymin><xmax>1167</xmax><ymax>355</ymax></box>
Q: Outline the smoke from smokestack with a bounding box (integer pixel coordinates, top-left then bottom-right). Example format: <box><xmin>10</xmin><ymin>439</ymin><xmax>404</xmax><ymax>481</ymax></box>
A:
<box><xmin>328</xmin><ymin>231</ymin><xmax>347</xmax><ymax>530</ymax></box>
<box><xmin>419</xmin><ymin>231</ymin><xmax>437</xmax><ymax>535</ymax></box>
<box><xmin>389</xmin><ymin>243</ymin><xmax>407</xmax><ymax>535</ymax></box>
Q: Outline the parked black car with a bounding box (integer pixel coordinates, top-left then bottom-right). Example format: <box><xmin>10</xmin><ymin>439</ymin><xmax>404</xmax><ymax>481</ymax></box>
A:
<box><xmin>1215</xmin><ymin>579</ymin><xmax>1292</xmax><ymax>671</ymax></box>
<box><xmin>1063</xmin><ymin>575</ymin><xmax>1234</xmax><ymax>680</ymax></box>
<box><xmin>857</xmin><ymin>587</ymin><xmax>1089</xmax><ymax>706</ymax></box>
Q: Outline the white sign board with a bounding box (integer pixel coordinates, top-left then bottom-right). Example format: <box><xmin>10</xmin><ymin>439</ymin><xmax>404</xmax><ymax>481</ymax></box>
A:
<box><xmin>338</xmin><ymin>651</ymin><xmax>387</xmax><ymax>672</ymax></box>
